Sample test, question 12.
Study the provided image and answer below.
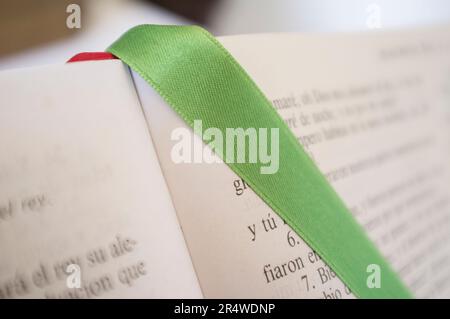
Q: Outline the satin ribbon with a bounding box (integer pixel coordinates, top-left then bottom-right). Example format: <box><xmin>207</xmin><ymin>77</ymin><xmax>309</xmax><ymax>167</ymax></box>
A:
<box><xmin>107</xmin><ymin>25</ymin><xmax>412</xmax><ymax>298</ymax></box>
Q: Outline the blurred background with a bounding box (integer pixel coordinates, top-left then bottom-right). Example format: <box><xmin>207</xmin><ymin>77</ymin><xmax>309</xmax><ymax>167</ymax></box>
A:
<box><xmin>1</xmin><ymin>0</ymin><xmax>450</xmax><ymax>70</ymax></box>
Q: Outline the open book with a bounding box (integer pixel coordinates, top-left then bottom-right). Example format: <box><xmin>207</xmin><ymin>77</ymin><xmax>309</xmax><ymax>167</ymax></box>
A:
<box><xmin>1</xmin><ymin>25</ymin><xmax>449</xmax><ymax>299</ymax></box>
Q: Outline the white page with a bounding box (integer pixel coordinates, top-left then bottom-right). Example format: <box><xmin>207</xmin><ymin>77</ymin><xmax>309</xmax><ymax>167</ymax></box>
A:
<box><xmin>0</xmin><ymin>60</ymin><xmax>202</xmax><ymax>298</ymax></box>
<box><xmin>134</xmin><ymin>25</ymin><xmax>450</xmax><ymax>298</ymax></box>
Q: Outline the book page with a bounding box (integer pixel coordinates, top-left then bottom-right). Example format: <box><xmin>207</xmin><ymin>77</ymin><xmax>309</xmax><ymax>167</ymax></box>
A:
<box><xmin>134</xmin><ymin>25</ymin><xmax>450</xmax><ymax>298</ymax></box>
<box><xmin>0</xmin><ymin>60</ymin><xmax>202</xmax><ymax>298</ymax></box>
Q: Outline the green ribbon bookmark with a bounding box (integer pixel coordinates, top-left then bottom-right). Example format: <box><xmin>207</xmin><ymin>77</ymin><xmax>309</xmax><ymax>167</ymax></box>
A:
<box><xmin>108</xmin><ymin>25</ymin><xmax>412</xmax><ymax>298</ymax></box>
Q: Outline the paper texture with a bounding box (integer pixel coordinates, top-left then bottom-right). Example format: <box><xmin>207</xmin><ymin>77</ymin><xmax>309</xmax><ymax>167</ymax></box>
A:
<box><xmin>0</xmin><ymin>60</ymin><xmax>201</xmax><ymax>298</ymax></box>
<box><xmin>135</xmin><ymin>25</ymin><xmax>450</xmax><ymax>298</ymax></box>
